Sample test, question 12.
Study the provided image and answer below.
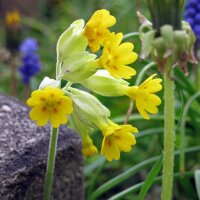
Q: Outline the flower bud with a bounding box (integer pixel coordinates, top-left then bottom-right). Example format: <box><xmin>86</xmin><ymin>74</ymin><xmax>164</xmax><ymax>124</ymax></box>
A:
<box><xmin>68</xmin><ymin>88</ymin><xmax>110</xmax><ymax>128</ymax></box>
<box><xmin>69</xmin><ymin>113</ymin><xmax>98</xmax><ymax>156</ymax></box>
<box><xmin>39</xmin><ymin>77</ymin><xmax>60</xmax><ymax>89</ymax></box>
<box><xmin>82</xmin><ymin>70</ymin><xmax>129</xmax><ymax>96</ymax></box>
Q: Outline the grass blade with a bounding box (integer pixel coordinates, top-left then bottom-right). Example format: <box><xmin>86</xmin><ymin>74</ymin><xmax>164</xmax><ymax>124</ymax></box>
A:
<box><xmin>108</xmin><ymin>171</ymin><xmax>194</xmax><ymax>200</ymax></box>
<box><xmin>137</xmin><ymin>154</ymin><xmax>163</xmax><ymax>200</ymax></box>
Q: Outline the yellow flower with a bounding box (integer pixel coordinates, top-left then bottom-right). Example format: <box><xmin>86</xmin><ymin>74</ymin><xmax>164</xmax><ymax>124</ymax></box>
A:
<box><xmin>5</xmin><ymin>11</ymin><xmax>21</xmax><ymax>27</ymax></box>
<box><xmin>27</xmin><ymin>87</ymin><xmax>73</xmax><ymax>128</ymax></box>
<box><xmin>83</xmin><ymin>9</ymin><xmax>116</xmax><ymax>52</ymax></box>
<box><xmin>100</xmin><ymin>120</ymin><xmax>138</xmax><ymax>161</ymax></box>
<box><xmin>98</xmin><ymin>32</ymin><xmax>138</xmax><ymax>79</ymax></box>
<box><xmin>124</xmin><ymin>74</ymin><xmax>162</xmax><ymax>119</ymax></box>
<box><xmin>82</xmin><ymin>135</ymin><xmax>98</xmax><ymax>157</ymax></box>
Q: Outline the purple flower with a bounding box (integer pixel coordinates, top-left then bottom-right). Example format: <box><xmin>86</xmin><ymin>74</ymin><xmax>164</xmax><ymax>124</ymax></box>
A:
<box><xmin>185</xmin><ymin>0</ymin><xmax>200</xmax><ymax>44</ymax></box>
<box><xmin>19</xmin><ymin>38</ymin><xmax>41</xmax><ymax>84</ymax></box>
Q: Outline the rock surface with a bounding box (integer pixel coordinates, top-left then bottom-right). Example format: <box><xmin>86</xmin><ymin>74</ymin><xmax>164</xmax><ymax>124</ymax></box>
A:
<box><xmin>0</xmin><ymin>93</ymin><xmax>84</xmax><ymax>200</ymax></box>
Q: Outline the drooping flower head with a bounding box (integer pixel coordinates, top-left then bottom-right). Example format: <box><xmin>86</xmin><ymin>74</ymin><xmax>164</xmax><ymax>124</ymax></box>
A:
<box><xmin>19</xmin><ymin>38</ymin><xmax>41</xmax><ymax>84</ymax></box>
<box><xmin>124</xmin><ymin>74</ymin><xmax>162</xmax><ymax>119</ymax></box>
<box><xmin>27</xmin><ymin>87</ymin><xmax>73</xmax><ymax>128</ymax></box>
<box><xmin>97</xmin><ymin>32</ymin><xmax>138</xmax><ymax>79</ymax></box>
<box><xmin>83</xmin><ymin>9</ymin><xmax>116</xmax><ymax>52</ymax></box>
<box><xmin>185</xmin><ymin>0</ymin><xmax>200</xmax><ymax>44</ymax></box>
<box><xmin>99</xmin><ymin>120</ymin><xmax>138</xmax><ymax>161</ymax></box>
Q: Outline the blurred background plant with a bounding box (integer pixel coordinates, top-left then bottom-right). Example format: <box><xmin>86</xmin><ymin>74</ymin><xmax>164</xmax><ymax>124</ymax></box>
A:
<box><xmin>0</xmin><ymin>0</ymin><xmax>200</xmax><ymax>199</ymax></box>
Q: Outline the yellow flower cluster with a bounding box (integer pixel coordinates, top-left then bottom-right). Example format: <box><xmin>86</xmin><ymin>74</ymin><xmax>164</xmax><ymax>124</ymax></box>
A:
<box><xmin>83</xmin><ymin>9</ymin><xmax>138</xmax><ymax>79</ymax></box>
<box><xmin>27</xmin><ymin>9</ymin><xmax>162</xmax><ymax>161</ymax></box>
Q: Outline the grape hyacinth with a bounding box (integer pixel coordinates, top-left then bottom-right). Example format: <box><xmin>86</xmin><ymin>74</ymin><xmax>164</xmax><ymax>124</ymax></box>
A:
<box><xmin>185</xmin><ymin>0</ymin><xmax>200</xmax><ymax>45</ymax></box>
<box><xmin>19</xmin><ymin>38</ymin><xmax>41</xmax><ymax>84</ymax></box>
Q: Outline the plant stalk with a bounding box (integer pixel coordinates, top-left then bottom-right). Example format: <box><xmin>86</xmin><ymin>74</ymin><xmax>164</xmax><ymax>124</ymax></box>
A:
<box><xmin>44</xmin><ymin>127</ymin><xmax>58</xmax><ymax>200</ymax></box>
<box><xmin>161</xmin><ymin>64</ymin><xmax>175</xmax><ymax>200</ymax></box>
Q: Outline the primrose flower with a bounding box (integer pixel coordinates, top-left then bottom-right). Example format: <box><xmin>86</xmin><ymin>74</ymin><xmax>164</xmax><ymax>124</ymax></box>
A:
<box><xmin>124</xmin><ymin>74</ymin><xmax>162</xmax><ymax>119</ymax></box>
<box><xmin>27</xmin><ymin>87</ymin><xmax>73</xmax><ymax>128</ymax></box>
<box><xmin>99</xmin><ymin>120</ymin><xmax>137</xmax><ymax>161</ymax></box>
<box><xmin>83</xmin><ymin>9</ymin><xmax>116</xmax><ymax>52</ymax></box>
<box><xmin>5</xmin><ymin>11</ymin><xmax>21</xmax><ymax>27</ymax></box>
<box><xmin>97</xmin><ymin>32</ymin><xmax>138</xmax><ymax>79</ymax></box>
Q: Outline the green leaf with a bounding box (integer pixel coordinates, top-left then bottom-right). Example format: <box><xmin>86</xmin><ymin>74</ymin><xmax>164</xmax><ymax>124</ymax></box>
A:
<box><xmin>195</xmin><ymin>170</ymin><xmax>200</xmax><ymax>199</ymax></box>
<box><xmin>137</xmin><ymin>154</ymin><xmax>163</xmax><ymax>200</ymax></box>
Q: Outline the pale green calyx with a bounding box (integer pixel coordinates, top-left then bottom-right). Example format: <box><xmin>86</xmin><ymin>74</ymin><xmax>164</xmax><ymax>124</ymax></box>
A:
<box><xmin>56</xmin><ymin>19</ymin><xmax>97</xmax><ymax>83</ymax></box>
<box><xmin>68</xmin><ymin>88</ymin><xmax>110</xmax><ymax>128</ymax></box>
<box><xmin>39</xmin><ymin>77</ymin><xmax>60</xmax><ymax>89</ymax></box>
<box><xmin>82</xmin><ymin>70</ymin><xmax>129</xmax><ymax>97</ymax></box>
<box><xmin>69</xmin><ymin>113</ymin><xmax>93</xmax><ymax>137</ymax></box>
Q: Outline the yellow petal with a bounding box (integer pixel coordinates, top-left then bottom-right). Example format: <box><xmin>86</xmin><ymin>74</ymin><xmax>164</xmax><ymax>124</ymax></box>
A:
<box><xmin>116</xmin><ymin>42</ymin><xmax>134</xmax><ymax>55</ymax></box>
<box><xmin>49</xmin><ymin>112</ymin><xmax>67</xmax><ymax>128</ymax></box>
<box><xmin>30</xmin><ymin>106</ymin><xmax>49</xmax><ymax>126</ymax></box>
<box><xmin>101</xmin><ymin>137</ymin><xmax>120</xmax><ymax>161</ymax></box>
<box><xmin>145</xmin><ymin>79</ymin><xmax>162</xmax><ymax>93</ymax></box>
<box><xmin>108</xmin><ymin>65</ymin><xmax>136</xmax><ymax>79</ymax></box>
<box><xmin>114</xmin><ymin>132</ymin><xmax>136</xmax><ymax>152</ymax></box>
<box><xmin>27</xmin><ymin>90</ymin><xmax>45</xmax><ymax>107</ymax></box>
<box><xmin>114</xmin><ymin>52</ymin><xmax>138</xmax><ymax>65</ymax></box>
<box><xmin>136</xmin><ymin>100</ymin><xmax>150</xmax><ymax>119</ymax></box>
<box><xmin>140</xmin><ymin>74</ymin><xmax>157</xmax><ymax>88</ymax></box>
<box><xmin>119</xmin><ymin>125</ymin><xmax>138</xmax><ymax>133</ymax></box>
<box><xmin>61</xmin><ymin>96</ymin><xmax>73</xmax><ymax>114</ymax></box>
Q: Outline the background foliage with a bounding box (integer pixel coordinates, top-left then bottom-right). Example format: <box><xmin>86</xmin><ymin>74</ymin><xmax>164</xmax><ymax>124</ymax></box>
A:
<box><xmin>0</xmin><ymin>0</ymin><xmax>200</xmax><ymax>199</ymax></box>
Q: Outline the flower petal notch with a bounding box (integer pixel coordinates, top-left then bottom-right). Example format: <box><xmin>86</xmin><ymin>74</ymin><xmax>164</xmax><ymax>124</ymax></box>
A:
<box><xmin>98</xmin><ymin>32</ymin><xmax>138</xmax><ymax>79</ymax></box>
<box><xmin>56</xmin><ymin>19</ymin><xmax>97</xmax><ymax>83</ymax></box>
<box><xmin>27</xmin><ymin>87</ymin><xmax>73</xmax><ymax>128</ymax></box>
<box><xmin>83</xmin><ymin>9</ymin><xmax>116</xmax><ymax>52</ymax></box>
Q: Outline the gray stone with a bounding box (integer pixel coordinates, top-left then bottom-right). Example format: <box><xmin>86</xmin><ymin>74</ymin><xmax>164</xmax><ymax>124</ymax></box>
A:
<box><xmin>0</xmin><ymin>93</ymin><xmax>84</xmax><ymax>200</ymax></box>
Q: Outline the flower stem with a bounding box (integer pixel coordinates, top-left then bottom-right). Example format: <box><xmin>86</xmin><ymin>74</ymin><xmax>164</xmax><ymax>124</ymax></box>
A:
<box><xmin>44</xmin><ymin>127</ymin><xmax>58</xmax><ymax>200</ymax></box>
<box><xmin>161</xmin><ymin>64</ymin><xmax>175</xmax><ymax>200</ymax></box>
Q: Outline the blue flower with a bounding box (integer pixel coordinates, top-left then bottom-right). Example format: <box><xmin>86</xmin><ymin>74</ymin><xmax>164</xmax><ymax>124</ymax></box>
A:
<box><xmin>19</xmin><ymin>38</ymin><xmax>38</xmax><ymax>53</ymax></box>
<box><xmin>19</xmin><ymin>38</ymin><xmax>41</xmax><ymax>84</ymax></box>
<box><xmin>185</xmin><ymin>0</ymin><xmax>200</xmax><ymax>44</ymax></box>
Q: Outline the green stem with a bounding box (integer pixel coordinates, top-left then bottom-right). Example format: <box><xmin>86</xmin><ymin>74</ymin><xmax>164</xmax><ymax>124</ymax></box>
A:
<box><xmin>161</xmin><ymin>64</ymin><xmax>175</xmax><ymax>200</ymax></box>
<box><xmin>179</xmin><ymin>91</ymin><xmax>200</xmax><ymax>174</ymax></box>
<box><xmin>123</xmin><ymin>32</ymin><xmax>139</xmax><ymax>41</ymax></box>
<box><xmin>44</xmin><ymin>127</ymin><xmax>58</xmax><ymax>200</ymax></box>
<box><xmin>135</xmin><ymin>61</ymin><xmax>156</xmax><ymax>85</ymax></box>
